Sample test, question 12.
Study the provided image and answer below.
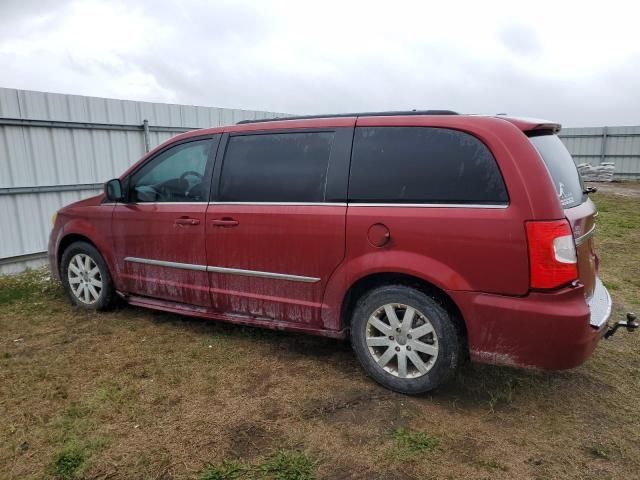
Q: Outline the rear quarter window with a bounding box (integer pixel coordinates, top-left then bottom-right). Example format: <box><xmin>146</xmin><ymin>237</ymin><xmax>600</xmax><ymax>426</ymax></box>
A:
<box><xmin>349</xmin><ymin>127</ymin><xmax>508</xmax><ymax>204</ymax></box>
<box><xmin>528</xmin><ymin>133</ymin><xmax>585</xmax><ymax>209</ymax></box>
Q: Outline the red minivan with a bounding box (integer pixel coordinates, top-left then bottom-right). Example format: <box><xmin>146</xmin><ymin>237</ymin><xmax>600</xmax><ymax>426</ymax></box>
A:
<box><xmin>48</xmin><ymin>111</ymin><xmax>614</xmax><ymax>393</ymax></box>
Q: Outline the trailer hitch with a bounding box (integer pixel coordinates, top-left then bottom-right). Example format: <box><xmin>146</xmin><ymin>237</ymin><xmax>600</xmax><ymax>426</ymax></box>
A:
<box><xmin>605</xmin><ymin>313</ymin><xmax>639</xmax><ymax>339</ymax></box>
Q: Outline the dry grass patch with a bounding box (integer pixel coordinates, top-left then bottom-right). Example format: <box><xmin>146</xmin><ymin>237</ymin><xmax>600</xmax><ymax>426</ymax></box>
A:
<box><xmin>1</xmin><ymin>187</ymin><xmax>639</xmax><ymax>479</ymax></box>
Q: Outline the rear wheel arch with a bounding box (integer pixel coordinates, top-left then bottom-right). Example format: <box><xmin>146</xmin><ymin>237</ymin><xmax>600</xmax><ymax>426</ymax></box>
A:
<box><xmin>341</xmin><ymin>272</ymin><xmax>467</xmax><ymax>343</ymax></box>
<box><xmin>349</xmin><ymin>281</ymin><xmax>464</xmax><ymax>393</ymax></box>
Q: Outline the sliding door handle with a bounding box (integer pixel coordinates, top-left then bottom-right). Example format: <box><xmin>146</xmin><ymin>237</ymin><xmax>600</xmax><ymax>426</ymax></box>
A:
<box><xmin>211</xmin><ymin>218</ymin><xmax>239</xmax><ymax>227</ymax></box>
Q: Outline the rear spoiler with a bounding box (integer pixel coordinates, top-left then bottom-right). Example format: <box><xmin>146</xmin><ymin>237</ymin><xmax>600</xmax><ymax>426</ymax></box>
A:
<box><xmin>527</xmin><ymin>122</ymin><xmax>562</xmax><ymax>134</ymax></box>
<box><xmin>496</xmin><ymin>116</ymin><xmax>562</xmax><ymax>134</ymax></box>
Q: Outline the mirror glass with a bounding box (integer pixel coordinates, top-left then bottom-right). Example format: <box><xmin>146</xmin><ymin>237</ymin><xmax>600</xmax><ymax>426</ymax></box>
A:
<box><xmin>105</xmin><ymin>179</ymin><xmax>123</xmax><ymax>202</ymax></box>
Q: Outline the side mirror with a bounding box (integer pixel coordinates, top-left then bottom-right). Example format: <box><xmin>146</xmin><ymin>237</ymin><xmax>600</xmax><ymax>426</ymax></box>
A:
<box><xmin>104</xmin><ymin>178</ymin><xmax>124</xmax><ymax>202</ymax></box>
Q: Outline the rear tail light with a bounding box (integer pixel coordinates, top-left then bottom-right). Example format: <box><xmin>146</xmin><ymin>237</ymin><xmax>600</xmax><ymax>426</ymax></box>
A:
<box><xmin>526</xmin><ymin>220</ymin><xmax>578</xmax><ymax>289</ymax></box>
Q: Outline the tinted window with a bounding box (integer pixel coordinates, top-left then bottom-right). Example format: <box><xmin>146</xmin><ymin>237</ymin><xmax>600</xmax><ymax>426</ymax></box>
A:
<box><xmin>349</xmin><ymin>127</ymin><xmax>508</xmax><ymax>204</ymax></box>
<box><xmin>529</xmin><ymin>133</ymin><xmax>585</xmax><ymax>209</ymax></box>
<box><xmin>130</xmin><ymin>139</ymin><xmax>212</xmax><ymax>202</ymax></box>
<box><xmin>219</xmin><ymin>132</ymin><xmax>334</xmax><ymax>202</ymax></box>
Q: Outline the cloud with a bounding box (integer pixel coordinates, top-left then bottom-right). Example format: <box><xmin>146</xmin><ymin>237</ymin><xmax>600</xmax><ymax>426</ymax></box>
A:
<box><xmin>499</xmin><ymin>24</ymin><xmax>541</xmax><ymax>57</ymax></box>
<box><xmin>1</xmin><ymin>0</ymin><xmax>639</xmax><ymax>127</ymax></box>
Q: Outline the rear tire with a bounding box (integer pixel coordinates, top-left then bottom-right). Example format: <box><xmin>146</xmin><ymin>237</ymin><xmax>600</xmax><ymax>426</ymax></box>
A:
<box><xmin>350</xmin><ymin>285</ymin><xmax>460</xmax><ymax>394</ymax></box>
<box><xmin>60</xmin><ymin>241</ymin><xmax>116</xmax><ymax>311</ymax></box>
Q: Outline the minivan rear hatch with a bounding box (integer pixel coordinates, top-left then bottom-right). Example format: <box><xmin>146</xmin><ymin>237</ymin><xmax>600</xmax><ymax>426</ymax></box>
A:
<box><xmin>528</xmin><ymin>133</ymin><xmax>599</xmax><ymax>302</ymax></box>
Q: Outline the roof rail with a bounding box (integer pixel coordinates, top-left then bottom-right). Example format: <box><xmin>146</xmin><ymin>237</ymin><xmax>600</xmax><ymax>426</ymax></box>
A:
<box><xmin>236</xmin><ymin>110</ymin><xmax>459</xmax><ymax>125</ymax></box>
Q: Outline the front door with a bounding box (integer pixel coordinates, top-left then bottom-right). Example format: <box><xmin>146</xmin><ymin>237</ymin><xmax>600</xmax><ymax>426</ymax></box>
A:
<box><xmin>111</xmin><ymin>136</ymin><xmax>219</xmax><ymax>307</ymax></box>
<box><xmin>205</xmin><ymin>129</ymin><xmax>351</xmax><ymax>327</ymax></box>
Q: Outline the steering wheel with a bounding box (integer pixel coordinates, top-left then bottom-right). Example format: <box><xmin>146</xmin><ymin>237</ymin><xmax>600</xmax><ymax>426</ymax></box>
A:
<box><xmin>180</xmin><ymin>171</ymin><xmax>204</xmax><ymax>198</ymax></box>
<box><xmin>180</xmin><ymin>171</ymin><xmax>204</xmax><ymax>183</ymax></box>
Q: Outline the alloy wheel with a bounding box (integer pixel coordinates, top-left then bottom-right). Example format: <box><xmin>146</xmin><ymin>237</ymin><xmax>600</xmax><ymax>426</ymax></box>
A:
<box><xmin>67</xmin><ymin>253</ymin><xmax>103</xmax><ymax>305</ymax></box>
<box><xmin>365</xmin><ymin>303</ymin><xmax>439</xmax><ymax>378</ymax></box>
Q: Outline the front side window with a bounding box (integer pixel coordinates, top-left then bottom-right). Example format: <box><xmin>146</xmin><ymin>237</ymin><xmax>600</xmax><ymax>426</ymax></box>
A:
<box><xmin>130</xmin><ymin>139</ymin><xmax>213</xmax><ymax>202</ymax></box>
<box><xmin>219</xmin><ymin>132</ymin><xmax>335</xmax><ymax>202</ymax></box>
<box><xmin>349</xmin><ymin>127</ymin><xmax>508</xmax><ymax>204</ymax></box>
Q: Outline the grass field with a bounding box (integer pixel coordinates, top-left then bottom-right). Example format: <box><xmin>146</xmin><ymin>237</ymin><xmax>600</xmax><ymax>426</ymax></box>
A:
<box><xmin>1</xmin><ymin>189</ymin><xmax>639</xmax><ymax>480</ymax></box>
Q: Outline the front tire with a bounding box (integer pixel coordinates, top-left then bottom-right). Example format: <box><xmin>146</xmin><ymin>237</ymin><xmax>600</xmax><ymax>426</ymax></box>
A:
<box><xmin>60</xmin><ymin>241</ymin><xmax>116</xmax><ymax>310</ymax></box>
<box><xmin>350</xmin><ymin>285</ymin><xmax>461</xmax><ymax>394</ymax></box>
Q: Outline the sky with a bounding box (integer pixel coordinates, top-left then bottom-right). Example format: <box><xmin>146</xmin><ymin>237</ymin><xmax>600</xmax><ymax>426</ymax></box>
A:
<box><xmin>1</xmin><ymin>0</ymin><xmax>639</xmax><ymax>127</ymax></box>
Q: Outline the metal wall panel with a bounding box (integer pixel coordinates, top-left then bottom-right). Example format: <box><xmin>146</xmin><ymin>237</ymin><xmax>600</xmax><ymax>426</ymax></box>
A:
<box><xmin>559</xmin><ymin>126</ymin><xmax>640</xmax><ymax>178</ymax></box>
<box><xmin>2</xmin><ymin>88</ymin><xmax>638</xmax><ymax>275</ymax></box>
<box><xmin>0</xmin><ymin>88</ymin><xmax>288</xmax><ymax>273</ymax></box>
<box><xmin>0</xmin><ymin>256</ymin><xmax>51</xmax><ymax>276</ymax></box>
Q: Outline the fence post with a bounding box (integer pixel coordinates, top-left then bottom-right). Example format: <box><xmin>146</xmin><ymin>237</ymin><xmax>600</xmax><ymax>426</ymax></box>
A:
<box><xmin>143</xmin><ymin>119</ymin><xmax>151</xmax><ymax>152</ymax></box>
<box><xmin>600</xmin><ymin>126</ymin><xmax>608</xmax><ymax>166</ymax></box>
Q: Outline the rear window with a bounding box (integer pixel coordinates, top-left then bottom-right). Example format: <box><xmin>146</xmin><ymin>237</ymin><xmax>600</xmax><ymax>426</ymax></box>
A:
<box><xmin>529</xmin><ymin>133</ymin><xmax>585</xmax><ymax>208</ymax></box>
<box><xmin>349</xmin><ymin>127</ymin><xmax>508</xmax><ymax>204</ymax></box>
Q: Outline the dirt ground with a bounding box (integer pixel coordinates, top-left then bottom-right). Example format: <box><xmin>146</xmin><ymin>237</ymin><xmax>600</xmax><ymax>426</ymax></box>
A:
<box><xmin>585</xmin><ymin>181</ymin><xmax>640</xmax><ymax>198</ymax></box>
<box><xmin>1</xmin><ymin>186</ymin><xmax>639</xmax><ymax>480</ymax></box>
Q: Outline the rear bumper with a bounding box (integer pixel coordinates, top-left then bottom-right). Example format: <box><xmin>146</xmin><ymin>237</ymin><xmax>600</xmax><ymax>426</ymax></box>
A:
<box><xmin>450</xmin><ymin>280</ymin><xmax>611</xmax><ymax>370</ymax></box>
<box><xmin>588</xmin><ymin>277</ymin><xmax>611</xmax><ymax>328</ymax></box>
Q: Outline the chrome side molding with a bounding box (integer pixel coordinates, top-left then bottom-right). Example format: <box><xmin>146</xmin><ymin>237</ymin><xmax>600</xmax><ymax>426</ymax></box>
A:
<box><xmin>124</xmin><ymin>257</ymin><xmax>207</xmax><ymax>271</ymax></box>
<box><xmin>347</xmin><ymin>202</ymin><xmax>508</xmax><ymax>209</ymax></box>
<box><xmin>575</xmin><ymin>224</ymin><xmax>596</xmax><ymax>246</ymax></box>
<box><xmin>210</xmin><ymin>202</ymin><xmax>347</xmax><ymax>207</ymax></box>
<box><xmin>205</xmin><ymin>266</ymin><xmax>319</xmax><ymax>283</ymax></box>
<box><xmin>124</xmin><ymin>257</ymin><xmax>320</xmax><ymax>283</ymax></box>
<box><xmin>112</xmin><ymin>201</ymin><xmax>508</xmax><ymax>208</ymax></box>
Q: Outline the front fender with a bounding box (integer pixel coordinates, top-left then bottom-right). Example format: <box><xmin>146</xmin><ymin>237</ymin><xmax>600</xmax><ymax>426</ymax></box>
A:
<box><xmin>57</xmin><ymin>206</ymin><xmax>117</xmax><ymax>287</ymax></box>
<box><xmin>320</xmin><ymin>250</ymin><xmax>472</xmax><ymax>331</ymax></box>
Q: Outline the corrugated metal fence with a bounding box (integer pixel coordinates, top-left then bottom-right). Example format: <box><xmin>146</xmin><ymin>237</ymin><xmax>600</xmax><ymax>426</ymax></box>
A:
<box><xmin>559</xmin><ymin>126</ymin><xmax>640</xmax><ymax>179</ymax></box>
<box><xmin>0</xmin><ymin>88</ymin><xmax>287</xmax><ymax>274</ymax></box>
<box><xmin>1</xmin><ymin>88</ymin><xmax>639</xmax><ymax>274</ymax></box>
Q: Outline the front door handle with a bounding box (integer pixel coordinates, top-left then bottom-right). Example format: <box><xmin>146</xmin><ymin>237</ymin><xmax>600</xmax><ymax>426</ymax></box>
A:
<box><xmin>211</xmin><ymin>218</ymin><xmax>239</xmax><ymax>227</ymax></box>
<box><xmin>174</xmin><ymin>217</ymin><xmax>200</xmax><ymax>226</ymax></box>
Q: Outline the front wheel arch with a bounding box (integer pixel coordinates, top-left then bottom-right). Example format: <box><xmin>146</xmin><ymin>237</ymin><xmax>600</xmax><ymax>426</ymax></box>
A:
<box><xmin>57</xmin><ymin>234</ymin><xmax>99</xmax><ymax>277</ymax></box>
<box><xmin>60</xmin><ymin>241</ymin><xmax>117</xmax><ymax>310</ymax></box>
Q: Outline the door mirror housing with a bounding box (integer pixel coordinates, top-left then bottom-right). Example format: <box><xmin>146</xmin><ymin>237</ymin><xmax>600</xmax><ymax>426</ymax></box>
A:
<box><xmin>104</xmin><ymin>178</ymin><xmax>124</xmax><ymax>202</ymax></box>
